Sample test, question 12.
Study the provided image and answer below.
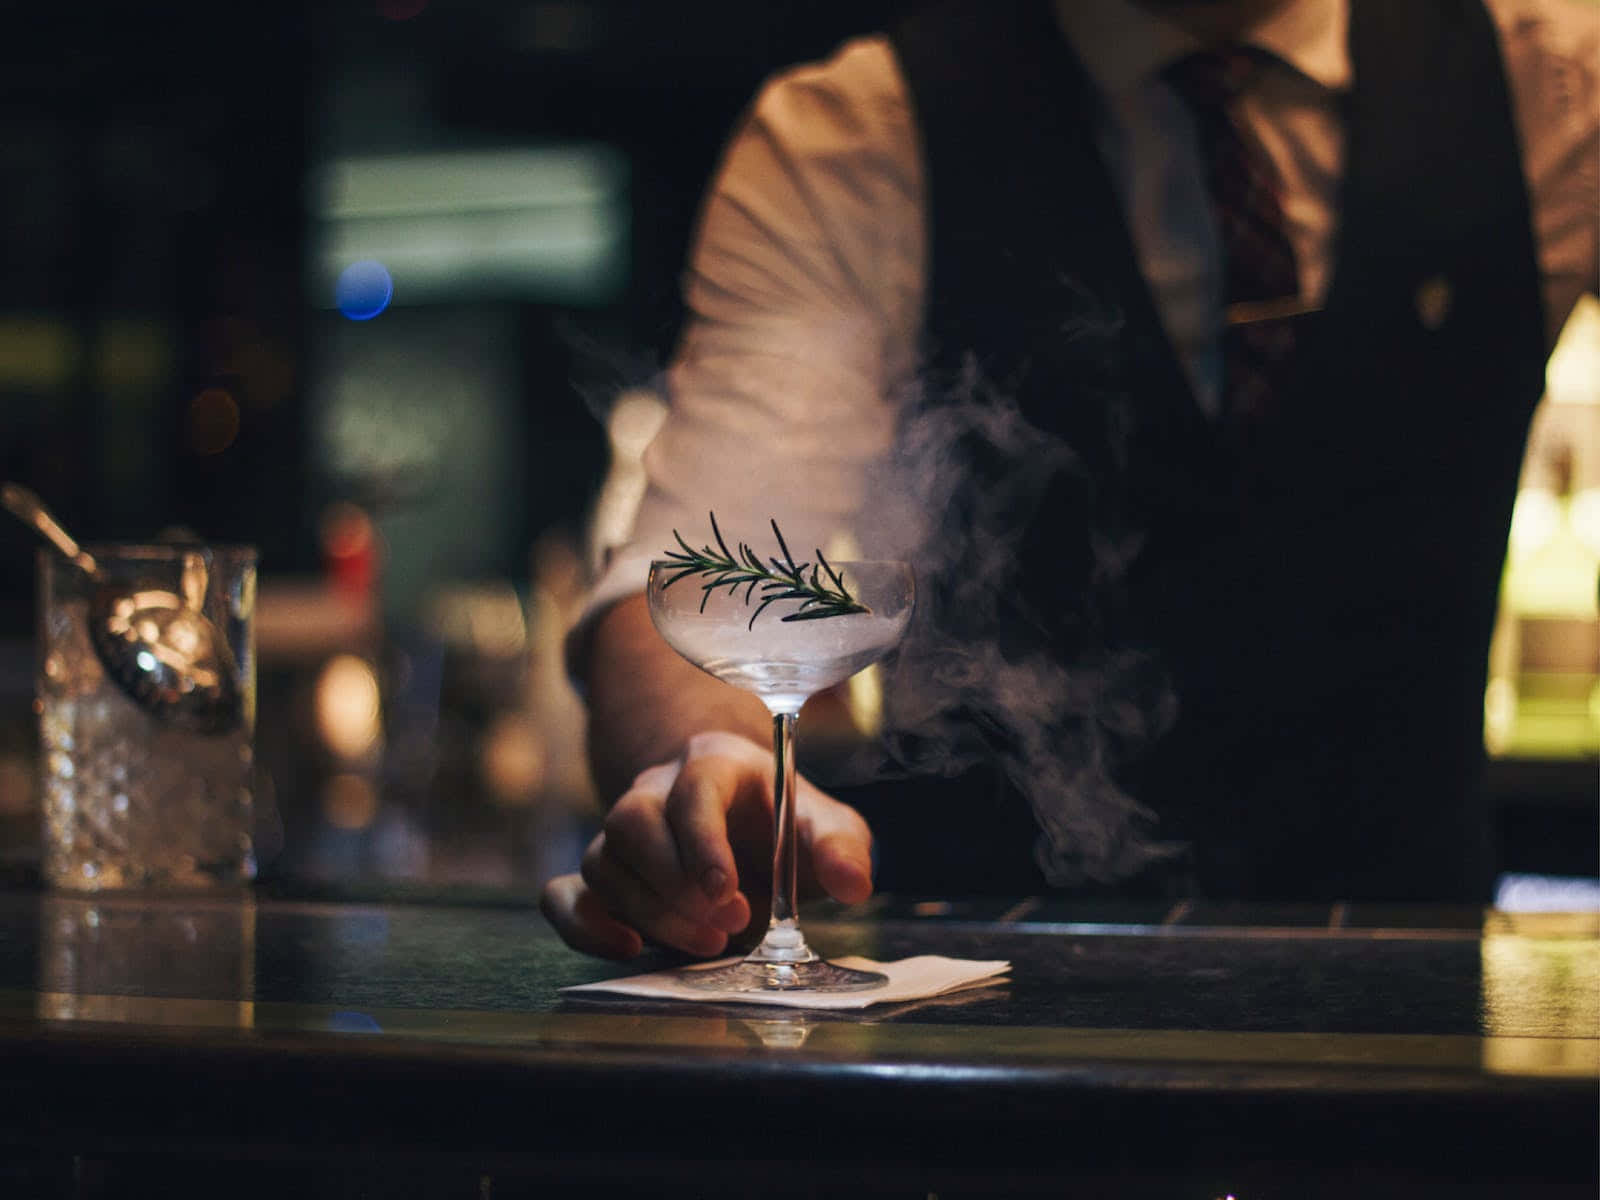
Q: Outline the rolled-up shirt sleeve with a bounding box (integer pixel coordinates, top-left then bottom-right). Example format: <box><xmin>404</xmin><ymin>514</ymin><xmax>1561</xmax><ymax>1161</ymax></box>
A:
<box><xmin>573</xmin><ymin>37</ymin><xmax>925</xmax><ymax>657</ymax></box>
<box><xmin>1490</xmin><ymin>0</ymin><xmax>1600</xmax><ymax>344</ymax></box>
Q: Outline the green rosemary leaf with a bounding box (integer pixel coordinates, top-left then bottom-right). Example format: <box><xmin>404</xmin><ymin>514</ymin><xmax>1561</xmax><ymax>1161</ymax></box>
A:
<box><xmin>770</xmin><ymin>519</ymin><xmax>798</xmax><ymax>573</ymax></box>
<box><xmin>710</xmin><ymin>512</ymin><xmax>735</xmax><ymax>562</ymax></box>
<box><xmin>662</xmin><ymin>513</ymin><xmax>871</xmax><ymax>627</ymax></box>
<box><xmin>817</xmin><ymin>549</ymin><xmax>848</xmax><ymax>593</ymax></box>
<box><xmin>782</xmin><ymin>607</ymin><xmax>854</xmax><ymax>623</ymax></box>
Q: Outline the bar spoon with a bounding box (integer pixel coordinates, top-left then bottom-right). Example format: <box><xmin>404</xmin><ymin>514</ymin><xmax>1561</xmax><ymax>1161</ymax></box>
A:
<box><xmin>2</xmin><ymin>482</ymin><xmax>243</xmax><ymax>733</ymax></box>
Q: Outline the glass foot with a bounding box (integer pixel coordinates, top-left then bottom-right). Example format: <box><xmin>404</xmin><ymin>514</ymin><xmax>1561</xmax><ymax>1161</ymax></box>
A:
<box><xmin>677</xmin><ymin>958</ymin><xmax>888</xmax><ymax>994</ymax></box>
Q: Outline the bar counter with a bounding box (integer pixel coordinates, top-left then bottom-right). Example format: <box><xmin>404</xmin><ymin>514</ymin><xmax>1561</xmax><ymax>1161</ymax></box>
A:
<box><xmin>0</xmin><ymin>887</ymin><xmax>1594</xmax><ymax>1198</ymax></box>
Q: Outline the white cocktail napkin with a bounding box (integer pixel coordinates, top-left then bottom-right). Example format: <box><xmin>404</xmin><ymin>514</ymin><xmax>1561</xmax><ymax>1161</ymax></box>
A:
<box><xmin>562</xmin><ymin>955</ymin><xmax>1010</xmax><ymax>1010</ymax></box>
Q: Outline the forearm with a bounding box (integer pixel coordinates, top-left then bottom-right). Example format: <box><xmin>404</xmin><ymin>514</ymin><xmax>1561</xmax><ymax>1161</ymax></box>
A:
<box><xmin>581</xmin><ymin>593</ymin><xmax>771</xmax><ymax>803</ymax></box>
<box><xmin>578</xmin><ymin>44</ymin><xmax>917</xmax><ymax>807</ymax></box>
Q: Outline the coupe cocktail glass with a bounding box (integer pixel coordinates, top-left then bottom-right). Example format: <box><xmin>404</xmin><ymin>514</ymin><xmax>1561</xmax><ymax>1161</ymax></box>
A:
<box><xmin>647</xmin><ymin>557</ymin><xmax>914</xmax><ymax>992</ymax></box>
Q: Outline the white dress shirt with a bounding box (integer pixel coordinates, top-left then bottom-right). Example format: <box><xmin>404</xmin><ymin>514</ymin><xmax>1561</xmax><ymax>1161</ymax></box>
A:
<box><xmin>581</xmin><ymin>0</ymin><xmax>1600</xmax><ymax>631</ymax></box>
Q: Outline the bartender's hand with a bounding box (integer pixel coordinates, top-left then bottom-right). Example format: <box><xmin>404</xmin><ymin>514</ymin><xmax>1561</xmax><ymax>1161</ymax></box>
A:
<box><xmin>540</xmin><ymin>730</ymin><xmax>874</xmax><ymax>959</ymax></box>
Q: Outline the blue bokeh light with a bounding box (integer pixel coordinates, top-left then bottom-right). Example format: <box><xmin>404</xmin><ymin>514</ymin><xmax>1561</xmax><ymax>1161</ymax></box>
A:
<box><xmin>328</xmin><ymin>1010</ymin><xmax>384</xmax><ymax>1034</ymax></box>
<box><xmin>336</xmin><ymin>260</ymin><xmax>394</xmax><ymax>321</ymax></box>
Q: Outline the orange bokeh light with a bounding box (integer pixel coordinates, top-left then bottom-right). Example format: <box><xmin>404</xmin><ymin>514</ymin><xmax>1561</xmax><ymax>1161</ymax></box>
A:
<box><xmin>187</xmin><ymin>387</ymin><xmax>241</xmax><ymax>455</ymax></box>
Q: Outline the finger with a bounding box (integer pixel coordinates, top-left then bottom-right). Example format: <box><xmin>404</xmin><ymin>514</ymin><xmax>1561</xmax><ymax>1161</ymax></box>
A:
<box><xmin>581</xmin><ymin>835</ymin><xmax>732</xmax><ymax>958</ymax></box>
<box><xmin>798</xmin><ymin>788</ymin><xmax>875</xmax><ymax>905</ymax></box>
<box><xmin>539</xmin><ymin>872</ymin><xmax>642</xmax><ymax>960</ymax></box>
<box><xmin>709</xmin><ymin>892</ymin><xmax>752</xmax><ymax>935</ymax></box>
<box><xmin>663</xmin><ymin>751</ymin><xmax>755</xmax><ymax>908</ymax></box>
<box><xmin>602</xmin><ymin>787</ymin><xmax>724</xmax><ymax>924</ymax></box>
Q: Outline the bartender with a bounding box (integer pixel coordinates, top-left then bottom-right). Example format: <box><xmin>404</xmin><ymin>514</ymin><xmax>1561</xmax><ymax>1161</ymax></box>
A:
<box><xmin>543</xmin><ymin>0</ymin><xmax>1600</xmax><ymax>959</ymax></box>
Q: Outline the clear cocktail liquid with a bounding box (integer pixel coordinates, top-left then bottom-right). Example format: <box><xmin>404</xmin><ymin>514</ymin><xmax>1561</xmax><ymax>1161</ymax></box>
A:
<box><xmin>655</xmin><ymin>609</ymin><xmax>907</xmax><ymax>713</ymax></box>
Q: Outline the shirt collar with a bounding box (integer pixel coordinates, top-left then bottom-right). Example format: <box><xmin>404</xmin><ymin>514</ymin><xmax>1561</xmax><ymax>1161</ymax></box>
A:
<box><xmin>1051</xmin><ymin>0</ymin><xmax>1352</xmax><ymax>95</ymax></box>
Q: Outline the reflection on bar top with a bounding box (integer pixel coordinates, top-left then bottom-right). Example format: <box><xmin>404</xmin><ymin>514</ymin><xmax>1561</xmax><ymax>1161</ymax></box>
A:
<box><xmin>4</xmin><ymin>890</ymin><xmax>1596</xmax><ymax>1080</ymax></box>
<box><xmin>4</xmin><ymin>987</ymin><xmax>1595</xmax><ymax>1082</ymax></box>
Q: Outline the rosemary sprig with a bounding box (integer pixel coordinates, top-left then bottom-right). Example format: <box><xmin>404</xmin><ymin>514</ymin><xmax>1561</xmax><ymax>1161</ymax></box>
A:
<box><xmin>661</xmin><ymin>513</ymin><xmax>870</xmax><ymax>629</ymax></box>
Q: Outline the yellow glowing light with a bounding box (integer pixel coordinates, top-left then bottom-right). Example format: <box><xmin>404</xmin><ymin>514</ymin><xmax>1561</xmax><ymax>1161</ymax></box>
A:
<box><xmin>1483</xmin><ymin>677</ymin><xmax>1516</xmax><ymax>756</ymax></box>
<box><xmin>480</xmin><ymin>714</ymin><xmax>546</xmax><ymax>808</ymax></box>
<box><xmin>847</xmin><ymin>662</ymin><xmax>885</xmax><ymax>737</ymax></box>
<box><xmin>1570</xmin><ymin>489</ymin><xmax>1600</xmax><ymax>557</ymax></box>
<box><xmin>1508</xmin><ymin>489</ymin><xmax>1562</xmax><ymax>557</ymax></box>
<box><xmin>0</xmin><ymin>317</ymin><xmax>77</xmax><ymax>390</ymax></box>
<box><xmin>1480</xmin><ymin>917</ymin><xmax>1600</xmax><ymax>1077</ymax></box>
<box><xmin>322</xmin><ymin>772</ymin><xmax>379</xmax><ymax>830</ymax></box>
<box><xmin>1545</xmin><ymin>294</ymin><xmax>1600</xmax><ymax>406</ymax></box>
<box><xmin>314</xmin><ymin>654</ymin><xmax>383</xmax><ymax>762</ymax></box>
<box><xmin>821</xmin><ymin>530</ymin><xmax>887</xmax><ymax>735</ymax></box>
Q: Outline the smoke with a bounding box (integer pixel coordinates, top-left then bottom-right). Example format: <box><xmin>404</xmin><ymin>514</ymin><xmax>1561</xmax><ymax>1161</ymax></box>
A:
<box><xmin>553</xmin><ymin>314</ymin><xmax>669</xmax><ymax>430</ymax></box>
<box><xmin>559</xmin><ymin>304</ymin><xmax>1186</xmax><ymax>887</ymax></box>
<box><xmin>854</xmin><ymin>358</ymin><xmax>1184</xmax><ymax>888</ymax></box>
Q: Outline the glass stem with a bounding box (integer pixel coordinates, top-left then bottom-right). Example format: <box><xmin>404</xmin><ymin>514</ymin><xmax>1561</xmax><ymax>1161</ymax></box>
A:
<box><xmin>771</xmin><ymin>709</ymin><xmax>799</xmax><ymax>927</ymax></box>
<box><xmin>748</xmin><ymin>709</ymin><xmax>814</xmax><ymax>964</ymax></box>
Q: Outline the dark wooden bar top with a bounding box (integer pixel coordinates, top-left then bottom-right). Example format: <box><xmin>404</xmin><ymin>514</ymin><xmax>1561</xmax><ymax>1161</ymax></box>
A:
<box><xmin>0</xmin><ymin>887</ymin><xmax>1594</xmax><ymax>1198</ymax></box>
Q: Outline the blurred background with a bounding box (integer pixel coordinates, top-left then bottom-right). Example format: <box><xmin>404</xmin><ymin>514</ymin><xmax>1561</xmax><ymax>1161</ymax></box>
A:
<box><xmin>0</xmin><ymin>0</ymin><xmax>1592</xmax><ymax>898</ymax></box>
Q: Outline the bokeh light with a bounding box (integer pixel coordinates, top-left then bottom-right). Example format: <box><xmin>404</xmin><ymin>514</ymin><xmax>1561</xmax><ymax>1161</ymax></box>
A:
<box><xmin>480</xmin><ymin>712</ymin><xmax>546</xmax><ymax>808</ymax></box>
<box><xmin>322</xmin><ymin>772</ymin><xmax>380</xmax><ymax>831</ymax></box>
<box><xmin>187</xmin><ymin>387</ymin><xmax>241</xmax><ymax>455</ymax></box>
<box><xmin>335</xmin><ymin>259</ymin><xmax>394</xmax><ymax>321</ymax></box>
<box><xmin>319</xmin><ymin>501</ymin><xmax>380</xmax><ymax>597</ymax></box>
<box><xmin>315</xmin><ymin>654</ymin><xmax>383</xmax><ymax>762</ymax></box>
<box><xmin>329</xmin><ymin>1010</ymin><xmax>384</xmax><ymax>1033</ymax></box>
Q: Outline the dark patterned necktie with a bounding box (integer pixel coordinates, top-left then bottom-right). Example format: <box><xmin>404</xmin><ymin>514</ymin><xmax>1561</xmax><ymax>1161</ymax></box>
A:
<box><xmin>1165</xmin><ymin>47</ymin><xmax>1301</xmax><ymax>435</ymax></box>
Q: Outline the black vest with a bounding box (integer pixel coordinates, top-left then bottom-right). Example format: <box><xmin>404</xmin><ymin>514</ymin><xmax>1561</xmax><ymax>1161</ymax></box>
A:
<box><xmin>849</xmin><ymin>0</ymin><xmax>1545</xmax><ymax>901</ymax></box>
